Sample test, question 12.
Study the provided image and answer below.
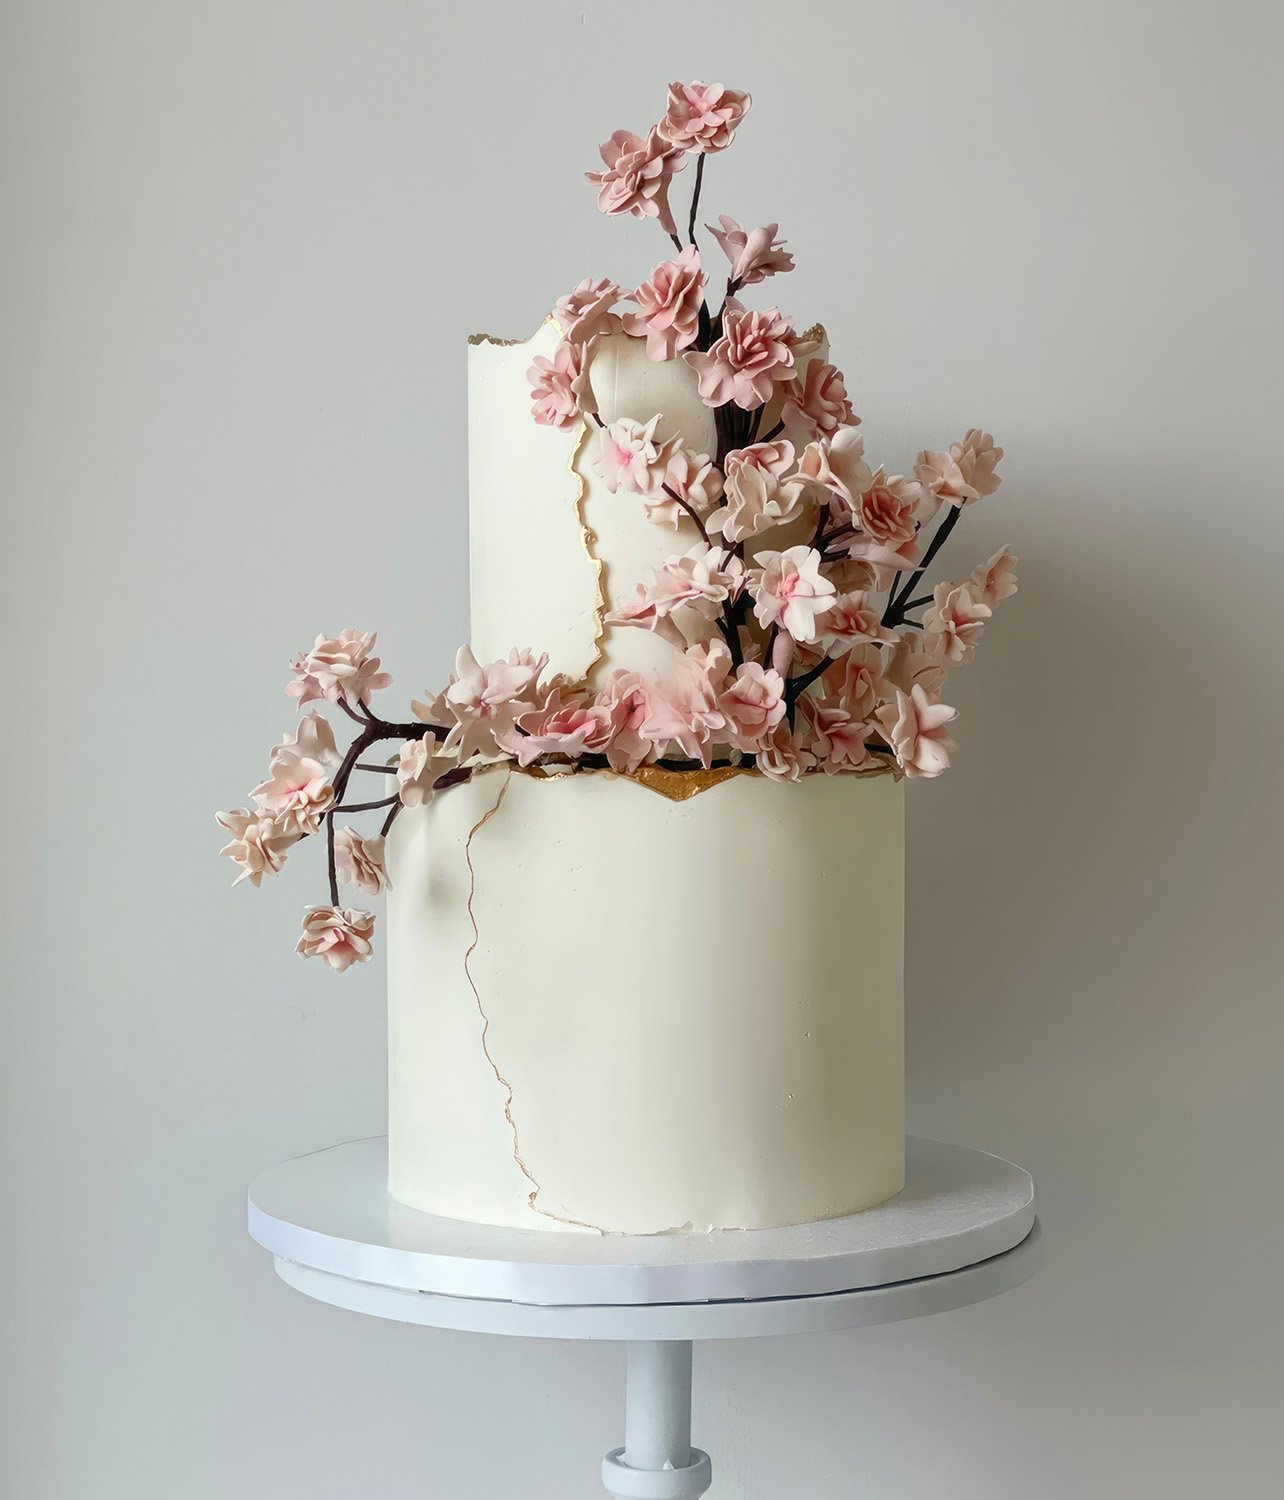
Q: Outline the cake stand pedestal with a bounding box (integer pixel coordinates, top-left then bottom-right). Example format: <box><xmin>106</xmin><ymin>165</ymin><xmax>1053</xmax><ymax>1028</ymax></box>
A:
<box><xmin>248</xmin><ymin>1136</ymin><xmax>1039</xmax><ymax>1499</ymax></box>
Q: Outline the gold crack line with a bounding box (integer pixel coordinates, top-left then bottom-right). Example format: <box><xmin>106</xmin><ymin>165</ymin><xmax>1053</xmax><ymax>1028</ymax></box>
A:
<box><xmin>462</xmin><ymin>769</ymin><xmax>605</xmax><ymax>1234</ymax></box>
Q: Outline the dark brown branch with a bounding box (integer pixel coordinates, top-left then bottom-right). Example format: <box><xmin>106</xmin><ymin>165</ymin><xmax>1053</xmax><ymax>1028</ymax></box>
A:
<box><xmin>335</xmin><ymin>795</ymin><xmax>399</xmax><ymax>813</ymax></box>
<box><xmin>883</xmin><ymin>505</ymin><xmax>961</xmax><ymax>626</ymax></box>
<box><xmin>662</xmin><ymin>483</ymin><xmax>711</xmax><ymax>545</ymax></box>
<box><xmin>687</xmin><ymin>153</ymin><xmax>705</xmax><ymax>247</ymax></box>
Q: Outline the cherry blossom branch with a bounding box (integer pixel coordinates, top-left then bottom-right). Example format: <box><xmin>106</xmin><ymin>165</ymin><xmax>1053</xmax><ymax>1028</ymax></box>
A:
<box><xmin>687</xmin><ymin>153</ymin><xmax>705</xmax><ymax>247</ymax></box>
<box><xmin>884</xmin><ymin>506</ymin><xmax>960</xmax><ymax>625</ymax></box>
<box><xmin>662</xmin><ymin>482</ymin><xmax>710</xmax><ymax>545</ymax></box>
<box><xmin>336</xmin><ymin>795</ymin><xmax>399</xmax><ymax>813</ymax></box>
<box><xmin>355</xmin><ymin>761</ymin><xmax>395</xmax><ymax>773</ymax></box>
<box><xmin>785</xmin><ymin>654</ymin><xmax>833</xmax><ymax>708</ymax></box>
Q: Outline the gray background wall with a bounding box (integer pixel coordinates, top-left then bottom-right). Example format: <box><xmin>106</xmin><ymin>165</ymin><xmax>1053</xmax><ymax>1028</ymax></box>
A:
<box><xmin>4</xmin><ymin>1</ymin><xmax>1281</xmax><ymax>1495</ymax></box>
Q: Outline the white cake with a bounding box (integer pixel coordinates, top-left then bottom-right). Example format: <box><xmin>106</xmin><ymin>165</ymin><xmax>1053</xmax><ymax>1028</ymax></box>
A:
<box><xmin>220</xmin><ymin>81</ymin><xmax>1016</xmax><ymax>1241</ymax></box>
<box><xmin>384</xmin><ymin>327</ymin><xmax>906</xmax><ymax>1234</ymax></box>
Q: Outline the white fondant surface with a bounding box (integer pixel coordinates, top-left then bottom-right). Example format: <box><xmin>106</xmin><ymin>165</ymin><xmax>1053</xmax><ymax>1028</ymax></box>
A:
<box><xmin>386</xmin><ymin>770</ymin><xmax>904</xmax><ymax>1235</ymax></box>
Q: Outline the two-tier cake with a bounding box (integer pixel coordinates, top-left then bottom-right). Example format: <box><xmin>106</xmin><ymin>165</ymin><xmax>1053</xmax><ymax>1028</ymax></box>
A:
<box><xmin>219</xmin><ymin>80</ymin><xmax>1017</xmax><ymax>1237</ymax></box>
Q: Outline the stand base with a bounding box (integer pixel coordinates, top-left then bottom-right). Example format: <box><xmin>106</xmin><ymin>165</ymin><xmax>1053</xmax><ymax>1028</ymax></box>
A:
<box><xmin>602</xmin><ymin>1342</ymin><xmax>712</xmax><ymax>1500</ymax></box>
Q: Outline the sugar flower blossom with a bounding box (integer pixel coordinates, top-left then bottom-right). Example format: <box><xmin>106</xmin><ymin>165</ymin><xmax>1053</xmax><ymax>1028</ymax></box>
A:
<box><xmin>876</xmin><ymin>686</ymin><xmax>958</xmax><ymax>779</ymax></box>
<box><xmin>553</xmin><ymin>277</ymin><xmax>623</xmax><ymax>344</ymax></box>
<box><xmin>922</xmin><ymin>582</ymin><xmax>992</xmax><ymax>664</ymax></box>
<box><xmin>658</xmin><ymin>81</ymin><xmax>750</xmax><ymax>154</ymax></box>
<box><xmin>594</xmin><ymin>416</ymin><xmax>678</xmax><ymax>496</ymax></box>
<box><xmin>297</xmin><ymin>905</ymin><xmax>376</xmax><ymax>972</ymax></box>
<box><xmin>915</xmin><ymin>429</ymin><xmax>1004</xmax><ymax>507</ymax></box>
<box><xmin>748</xmin><ymin>545</ymin><xmax>837</xmax><ymax>643</ymax></box>
<box><xmin>718</xmin><ymin>662</ymin><xmax>786</xmax><ymax>751</ymax></box>
<box><xmin>396</xmin><ymin>731</ymin><xmax>453</xmax><ymax>807</ymax></box>
<box><xmin>334</xmin><ymin>827</ymin><xmax>388</xmax><ymax>896</ymax></box>
<box><xmin>274</xmin><ymin>710</ymin><xmax>340</xmax><ymax>770</ymax></box>
<box><xmin>708</xmin><ymin>460</ymin><xmax>806</xmax><ymax>542</ymax></box>
<box><xmin>782</xmin><ymin>360</ymin><xmax>855</xmax><ymax>439</ymax></box>
<box><xmin>884</xmin><ymin>630</ymin><xmax>948</xmax><ymax>699</ymax></box>
<box><xmin>251</xmin><ymin>746</ymin><xmax>335</xmax><ymax>835</ymax></box>
<box><xmin>638</xmin><ymin>642</ymin><xmax>731</xmax><ymax>765</ymax></box>
<box><xmin>587</xmin><ymin>128</ymin><xmax>685</xmax><ymax>237</ymax></box>
<box><xmin>643</xmin><ymin>448</ymin><xmax>723</xmax><ymax>528</ymax></box>
<box><xmin>816</xmin><ymin>591</ymin><xmax>891</xmax><ymax>655</ymax></box>
<box><xmin>622</xmin><ymin>247</ymin><xmax>706</xmax><ymax>361</ymax></box>
<box><xmin>288</xmin><ymin>630</ymin><xmax>391</xmax><ymax>706</ymax></box>
<box><xmin>611</xmin><ymin>543</ymin><xmax>744</xmax><ymax>632</ymax></box>
<box><xmin>684</xmin><ymin>299</ymin><xmax>796</xmax><ymax>410</ymax></box>
<box><xmin>442</xmin><ymin>646</ymin><xmax>547</xmax><ymax>759</ymax></box>
<box><xmin>756</xmin><ymin>721</ymin><xmax>809</xmax><ymax>783</ymax></box>
<box><xmin>706</xmin><ymin>216</ymin><xmax>794</xmax><ymax>287</ymax></box>
<box><xmin>800</xmin><ymin>695</ymin><xmax>872</xmax><ymax>773</ymax></box>
<box><xmin>970</xmin><ymin>547</ymin><xmax>1018</xmax><ymax>607</ymax></box>
<box><xmin>593</xmin><ymin>669</ymin><xmax>659</xmax><ymax>772</ymax></box>
<box><xmin>216</xmin><ymin>808</ymin><xmax>297</xmax><ymax>887</ymax></box>
<box><xmin>528</xmin><ymin>337</ymin><xmax>594</xmax><ymax>430</ymax></box>
<box><xmin>786</xmin><ymin>428</ymin><xmax>873</xmax><ymax>514</ymax></box>
<box><xmin>499</xmin><ymin>683</ymin><xmax>620</xmax><ymax>767</ymax></box>
<box><xmin>725</xmin><ymin>440</ymin><xmax>796</xmax><ymax>479</ymax></box>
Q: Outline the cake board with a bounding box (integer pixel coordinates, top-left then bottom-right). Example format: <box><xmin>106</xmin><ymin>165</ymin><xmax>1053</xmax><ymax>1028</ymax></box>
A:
<box><xmin>248</xmin><ymin>1135</ymin><xmax>1039</xmax><ymax>1498</ymax></box>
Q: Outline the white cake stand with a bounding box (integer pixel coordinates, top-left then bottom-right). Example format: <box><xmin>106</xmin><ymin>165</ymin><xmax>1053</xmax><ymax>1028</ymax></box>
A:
<box><xmin>248</xmin><ymin>1136</ymin><xmax>1039</xmax><ymax>1499</ymax></box>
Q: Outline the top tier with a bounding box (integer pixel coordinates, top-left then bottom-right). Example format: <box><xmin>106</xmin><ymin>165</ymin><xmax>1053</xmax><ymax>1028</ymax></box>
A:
<box><xmin>468</xmin><ymin>321</ymin><xmax>829</xmax><ymax>684</ymax></box>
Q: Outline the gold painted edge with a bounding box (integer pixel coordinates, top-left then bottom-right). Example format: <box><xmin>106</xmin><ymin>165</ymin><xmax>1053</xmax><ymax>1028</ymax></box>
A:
<box><xmin>467</xmin><ymin>313</ymin><xmax>565</xmax><ymax>348</ymax></box>
<box><xmin>508</xmin><ymin>757</ymin><xmax>902</xmax><ymax>802</ymax></box>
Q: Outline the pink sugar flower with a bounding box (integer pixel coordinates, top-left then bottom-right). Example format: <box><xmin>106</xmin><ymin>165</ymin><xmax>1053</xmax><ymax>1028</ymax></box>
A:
<box><xmin>884</xmin><ymin>630</ymin><xmax>948</xmax><ymax>699</ymax></box>
<box><xmin>876</xmin><ymin>685</ymin><xmax>958</xmax><ymax>779</ymax></box>
<box><xmin>273</xmin><ymin>710</ymin><xmax>340</xmax><ymax>770</ymax></box>
<box><xmin>528</xmin><ymin>337</ymin><xmax>594</xmax><ymax>430</ymax></box>
<box><xmin>297</xmin><ymin>905</ymin><xmax>376</xmax><ymax>972</ymax></box>
<box><xmin>718</xmin><ymin>662</ymin><xmax>786</xmax><ymax>751</ymax></box>
<box><xmin>587</xmin><ymin>128</ymin><xmax>685</xmax><ymax>237</ymax></box>
<box><xmin>251</xmin><ymin>747</ymin><xmax>335</xmax><ymax>836</ymax></box>
<box><xmin>639</xmin><ymin>642</ymin><xmax>731</xmax><ymax>765</ymax></box>
<box><xmin>396</xmin><ymin>731</ymin><xmax>453</xmax><ymax>807</ymax></box>
<box><xmin>612</xmin><ymin>544</ymin><xmax>744</xmax><ymax>632</ymax></box>
<box><xmin>659</xmin><ymin>81</ymin><xmax>750</xmax><ymax>153</ymax></box>
<box><xmin>684</xmin><ymin>299</ymin><xmax>796</xmax><ymax>410</ymax></box>
<box><xmin>443</xmin><ymin>646</ymin><xmax>547</xmax><ymax>760</ymax></box>
<box><xmin>622</xmin><ymin>247</ymin><xmax>706</xmax><ymax>362</ymax></box>
<box><xmin>748</xmin><ymin>544</ymin><xmax>837</xmax><ymax>643</ymax></box>
<box><xmin>923</xmin><ymin>581</ymin><xmax>992</xmax><ymax>664</ymax></box>
<box><xmin>970</xmin><ymin>547</ymin><xmax>1019</xmax><ymax>607</ymax></box>
<box><xmin>216</xmin><ymin>808</ymin><xmax>298</xmax><ymax>887</ymax></box>
<box><xmin>334</xmin><ymin>827</ymin><xmax>388</xmax><ymax>896</ymax></box>
<box><xmin>288</xmin><ymin>630</ymin><xmax>391</xmax><ymax>706</ymax></box>
<box><xmin>915</xmin><ymin>429</ymin><xmax>1004</xmax><ymax>507</ymax></box>
<box><xmin>852</xmin><ymin>468</ymin><xmax>923</xmax><ymax>548</ymax></box>
<box><xmin>593</xmin><ymin>670</ymin><xmax>660</xmax><ymax>772</ymax></box>
<box><xmin>816</xmin><ymin>592</ymin><xmax>891</xmax><ymax>655</ymax></box>
<box><xmin>643</xmin><ymin>448</ymin><xmax>723</xmax><ymax>528</ymax></box>
<box><xmin>725</xmin><ymin>440</ymin><xmax>796</xmax><ymax>479</ymax></box>
<box><xmin>823</xmin><ymin>645</ymin><xmax>887</xmax><ymax>723</ymax></box>
<box><xmin>706</xmin><ymin>217</ymin><xmax>794</xmax><ymax>287</ymax></box>
<box><xmin>554</xmin><ymin>277</ymin><xmax>623</xmax><ymax>344</ymax></box>
<box><xmin>594</xmin><ymin>416</ymin><xmax>678</xmax><ymax>496</ymax></box>
<box><xmin>708</xmin><ymin>460</ymin><xmax>805</xmax><ymax>543</ymax></box>
<box><xmin>786</xmin><ymin>428</ymin><xmax>873</xmax><ymax>514</ymax></box>
<box><xmin>756</xmin><ymin>721</ymin><xmax>809</xmax><ymax>782</ymax></box>
<box><xmin>607</xmin><ymin>584</ymin><xmax>691</xmax><ymax>650</ymax></box>
<box><xmin>801</xmin><ymin>695</ymin><xmax>872</xmax><ymax>773</ymax></box>
<box><xmin>782</xmin><ymin>361</ymin><xmax>856</xmax><ymax>439</ymax></box>
<box><xmin>500</xmin><ymin>683</ymin><xmax>618</xmax><ymax>767</ymax></box>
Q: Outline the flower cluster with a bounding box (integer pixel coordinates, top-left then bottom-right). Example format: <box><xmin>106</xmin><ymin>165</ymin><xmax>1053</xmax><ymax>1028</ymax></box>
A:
<box><xmin>220</xmin><ymin>81</ymin><xmax>1018</xmax><ymax>971</ymax></box>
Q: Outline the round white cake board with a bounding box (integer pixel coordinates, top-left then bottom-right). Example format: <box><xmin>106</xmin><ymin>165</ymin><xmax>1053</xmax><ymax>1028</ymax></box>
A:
<box><xmin>248</xmin><ymin>1135</ymin><xmax>1039</xmax><ymax>1499</ymax></box>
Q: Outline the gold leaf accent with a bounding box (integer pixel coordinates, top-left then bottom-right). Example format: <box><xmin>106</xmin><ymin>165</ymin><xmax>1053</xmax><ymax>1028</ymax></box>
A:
<box><xmin>569</xmin><ymin>416</ymin><xmax>607</xmax><ymax>681</ymax></box>
<box><xmin>623</xmin><ymin>765</ymin><xmax>755</xmax><ymax>801</ymax></box>
<box><xmin>466</xmin><ymin>314</ymin><xmax>564</xmax><ymax>348</ymax></box>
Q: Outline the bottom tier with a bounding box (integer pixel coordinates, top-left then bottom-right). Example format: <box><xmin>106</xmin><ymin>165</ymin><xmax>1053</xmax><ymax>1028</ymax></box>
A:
<box><xmin>385</xmin><ymin>765</ymin><xmax>905</xmax><ymax>1234</ymax></box>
